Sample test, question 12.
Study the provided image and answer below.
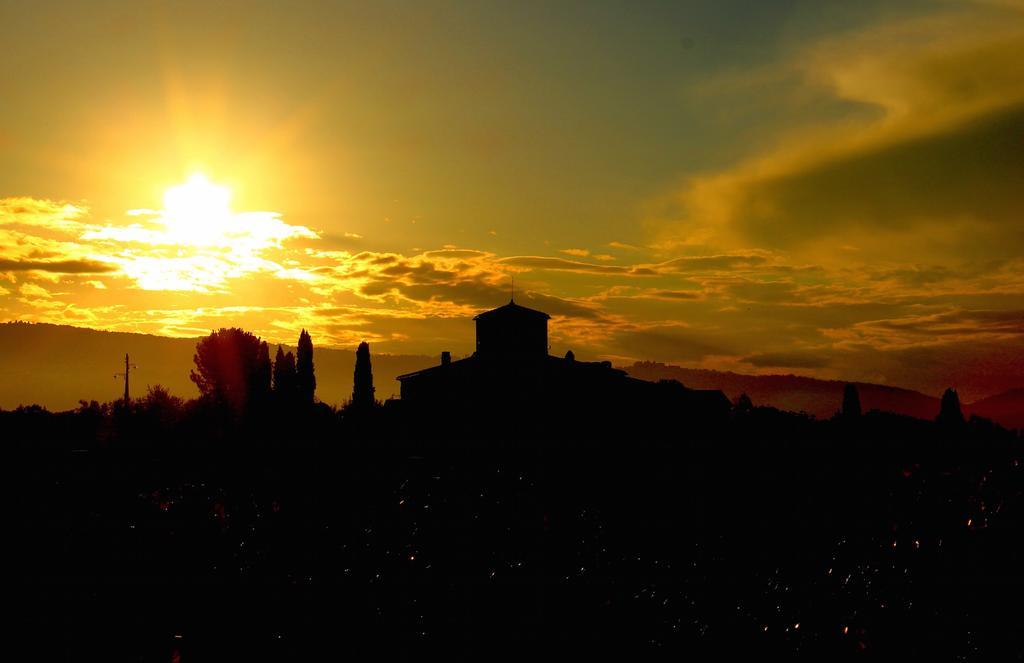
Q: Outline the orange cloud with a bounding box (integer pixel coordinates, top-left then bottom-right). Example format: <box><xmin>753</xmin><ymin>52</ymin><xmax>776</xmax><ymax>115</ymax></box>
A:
<box><xmin>664</xmin><ymin>3</ymin><xmax>1024</xmax><ymax>261</ymax></box>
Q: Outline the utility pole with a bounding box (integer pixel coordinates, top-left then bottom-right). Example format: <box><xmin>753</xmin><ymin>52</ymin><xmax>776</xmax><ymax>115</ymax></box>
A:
<box><xmin>114</xmin><ymin>353</ymin><xmax>138</xmax><ymax>402</ymax></box>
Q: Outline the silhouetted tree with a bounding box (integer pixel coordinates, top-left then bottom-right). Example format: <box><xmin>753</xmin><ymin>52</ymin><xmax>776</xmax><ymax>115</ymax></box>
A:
<box><xmin>273</xmin><ymin>345</ymin><xmax>297</xmax><ymax>401</ymax></box>
<box><xmin>256</xmin><ymin>341</ymin><xmax>271</xmax><ymax>403</ymax></box>
<box><xmin>296</xmin><ymin>329</ymin><xmax>316</xmax><ymax>405</ymax></box>
<box><xmin>841</xmin><ymin>383</ymin><xmax>862</xmax><ymax>419</ymax></box>
<box><xmin>352</xmin><ymin>341</ymin><xmax>375</xmax><ymax>408</ymax></box>
<box><xmin>190</xmin><ymin>328</ymin><xmax>272</xmax><ymax>412</ymax></box>
<box><xmin>937</xmin><ymin>387</ymin><xmax>965</xmax><ymax>426</ymax></box>
<box><xmin>142</xmin><ymin>384</ymin><xmax>183</xmax><ymax>415</ymax></box>
<box><xmin>734</xmin><ymin>393</ymin><xmax>754</xmax><ymax>413</ymax></box>
<box><xmin>138</xmin><ymin>384</ymin><xmax>184</xmax><ymax>433</ymax></box>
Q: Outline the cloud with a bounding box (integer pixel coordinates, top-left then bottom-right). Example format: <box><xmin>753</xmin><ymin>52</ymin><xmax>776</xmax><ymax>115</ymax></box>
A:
<box><xmin>0</xmin><ymin>258</ymin><xmax>116</xmax><ymax>273</ymax></box>
<box><xmin>421</xmin><ymin>249</ymin><xmax>490</xmax><ymax>259</ymax></box>
<box><xmin>1</xmin><ymin>190</ymin><xmax>320</xmax><ymax>293</ymax></box>
<box><xmin>498</xmin><ymin>255</ymin><xmax>659</xmax><ymax>276</ymax></box>
<box><xmin>511</xmin><ymin>291</ymin><xmax>605</xmax><ymax>320</ymax></box>
<box><xmin>497</xmin><ymin>252</ymin><xmax>772</xmax><ymax>277</ymax></box>
<box><xmin>607</xmin><ymin>241</ymin><xmax>642</xmax><ymax>251</ymax></box>
<box><xmin>725</xmin><ymin>279</ymin><xmax>800</xmax><ymax>304</ymax></box>
<box><xmin>595</xmin><ymin>286</ymin><xmax>705</xmax><ymax>302</ymax></box>
<box><xmin>666</xmin><ymin>4</ymin><xmax>1024</xmax><ymax>261</ymax></box>
<box><xmin>742</xmin><ymin>351</ymin><xmax>831</xmax><ymax>369</ymax></box>
<box><xmin>831</xmin><ymin>308</ymin><xmax>1024</xmax><ymax>351</ymax></box>
<box><xmin>19</xmin><ymin>283</ymin><xmax>52</xmax><ymax>298</ymax></box>
<box><xmin>646</xmin><ymin>289</ymin><xmax>703</xmax><ymax>301</ymax></box>
<box><xmin>727</xmin><ymin>105</ymin><xmax>1024</xmax><ymax>252</ymax></box>
<box><xmin>658</xmin><ymin>253</ymin><xmax>769</xmax><ymax>272</ymax></box>
<box><xmin>605</xmin><ymin>323</ymin><xmax>733</xmax><ymax>362</ymax></box>
<box><xmin>305</xmin><ymin>248</ymin><xmax>607</xmax><ymax>323</ymax></box>
<box><xmin>0</xmin><ymin>197</ymin><xmax>89</xmax><ymax>233</ymax></box>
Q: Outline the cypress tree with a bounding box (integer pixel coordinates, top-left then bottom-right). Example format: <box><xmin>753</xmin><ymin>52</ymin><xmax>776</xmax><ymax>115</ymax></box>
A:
<box><xmin>253</xmin><ymin>341</ymin><xmax>272</xmax><ymax>408</ymax></box>
<box><xmin>296</xmin><ymin>329</ymin><xmax>316</xmax><ymax>405</ymax></box>
<box><xmin>937</xmin><ymin>387</ymin><xmax>965</xmax><ymax>426</ymax></box>
<box><xmin>352</xmin><ymin>341</ymin><xmax>375</xmax><ymax>409</ymax></box>
<box><xmin>841</xmin><ymin>384</ymin><xmax>862</xmax><ymax>419</ymax></box>
<box><xmin>272</xmin><ymin>345</ymin><xmax>297</xmax><ymax>401</ymax></box>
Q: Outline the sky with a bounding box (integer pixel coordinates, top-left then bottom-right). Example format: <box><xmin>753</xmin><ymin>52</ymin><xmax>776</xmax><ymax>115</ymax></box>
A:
<box><xmin>2</xmin><ymin>0</ymin><xmax>1023</xmax><ymax>400</ymax></box>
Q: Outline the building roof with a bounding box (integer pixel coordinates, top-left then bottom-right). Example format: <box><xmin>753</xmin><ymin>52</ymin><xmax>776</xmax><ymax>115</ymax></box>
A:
<box><xmin>397</xmin><ymin>352</ymin><xmax>621</xmax><ymax>382</ymax></box>
<box><xmin>396</xmin><ymin>355</ymin><xmax>474</xmax><ymax>381</ymax></box>
<box><xmin>473</xmin><ymin>299</ymin><xmax>551</xmax><ymax>321</ymax></box>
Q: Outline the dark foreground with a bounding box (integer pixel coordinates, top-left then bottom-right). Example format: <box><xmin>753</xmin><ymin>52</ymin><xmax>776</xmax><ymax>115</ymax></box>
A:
<box><xmin>9</xmin><ymin>405</ymin><xmax>1024</xmax><ymax>661</ymax></box>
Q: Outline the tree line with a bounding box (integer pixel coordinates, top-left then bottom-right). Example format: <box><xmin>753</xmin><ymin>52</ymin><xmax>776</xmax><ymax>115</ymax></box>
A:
<box><xmin>189</xmin><ymin>327</ymin><xmax>376</xmax><ymax>414</ymax></box>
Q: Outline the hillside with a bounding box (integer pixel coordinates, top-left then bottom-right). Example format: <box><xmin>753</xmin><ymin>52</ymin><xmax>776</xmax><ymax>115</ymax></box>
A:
<box><xmin>967</xmin><ymin>388</ymin><xmax>1024</xmax><ymax>430</ymax></box>
<box><xmin>0</xmin><ymin>322</ymin><xmax>435</xmax><ymax>411</ymax></box>
<box><xmin>623</xmin><ymin>361</ymin><xmax>1021</xmax><ymax>429</ymax></box>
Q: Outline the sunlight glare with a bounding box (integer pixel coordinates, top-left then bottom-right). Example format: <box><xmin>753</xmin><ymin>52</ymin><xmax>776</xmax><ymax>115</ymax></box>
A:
<box><xmin>162</xmin><ymin>174</ymin><xmax>234</xmax><ymax>244</ymax></box>
<box><xmin>81</xmin><ymin>173</ymin><xmax>317</xmax><ymax>292</ymax></box>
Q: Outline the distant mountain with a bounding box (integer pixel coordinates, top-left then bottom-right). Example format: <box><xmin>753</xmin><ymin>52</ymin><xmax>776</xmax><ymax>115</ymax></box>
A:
<box><xmin>0</xmin><ymin>322</ymin><xmax>435</xmax><ymax>411</ymax></box>
<box><xmin>965</xmin><ymin>388</ymin><xmax>1024</xmax><ymax>430</ymax></box>
<box><xmin>623</xmin><ymin>361</ymin><xmax>1022</xmax><ymax>430</ymax></box>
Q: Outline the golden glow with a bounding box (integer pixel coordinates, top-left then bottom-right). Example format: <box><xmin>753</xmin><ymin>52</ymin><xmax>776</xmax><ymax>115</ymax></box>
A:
<box><xmin>3</xmin><ymin>1</ymin><xmax>1024</xmax><ymax>402</ymax></box>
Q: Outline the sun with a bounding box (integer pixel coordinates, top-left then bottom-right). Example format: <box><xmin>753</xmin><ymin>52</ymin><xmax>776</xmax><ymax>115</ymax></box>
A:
<box><xmin>161</xmin><ymin>173</ymin><xmax>234</xmax><ymax>245</ymax></box>
<box><xmin>97</xmin><ymin>173</ymin><xmax>316</xmax><ymax>292</ymax></box>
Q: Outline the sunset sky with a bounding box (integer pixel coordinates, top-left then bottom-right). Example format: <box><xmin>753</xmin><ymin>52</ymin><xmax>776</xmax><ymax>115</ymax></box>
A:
<box><xmin>2</xmin><ymin>0</ymin><xmax>1023</xmax><ymax>399</ymax></box>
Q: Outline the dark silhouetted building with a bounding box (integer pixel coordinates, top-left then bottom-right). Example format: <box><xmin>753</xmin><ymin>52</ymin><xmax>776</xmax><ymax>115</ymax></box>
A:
<box><xmin>397</xmin><ymin>298</ymin><xmax>729</xmax><ymax>429</ymax></box>
<box><xmin>474</xmin><ymin>300</ymin><xmax>550</xmax><ymax>358</ymax></box>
